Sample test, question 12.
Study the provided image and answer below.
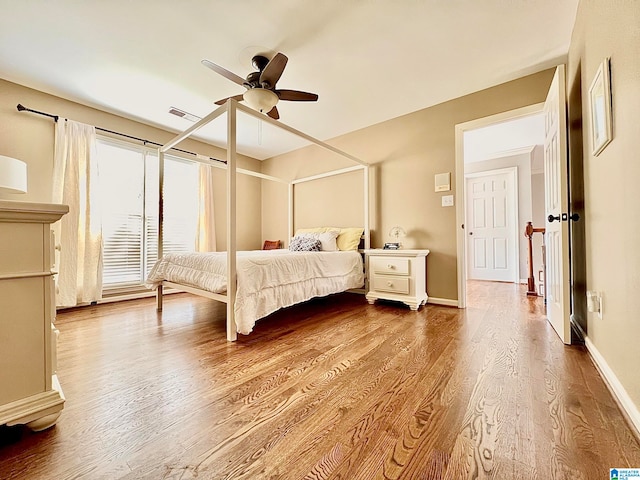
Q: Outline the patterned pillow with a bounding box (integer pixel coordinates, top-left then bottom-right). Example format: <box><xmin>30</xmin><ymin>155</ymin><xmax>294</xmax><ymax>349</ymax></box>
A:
<box><xmin>289</xmin><ymin>236</ymin><xmax>322</xmax><ymax>252</ymax></box>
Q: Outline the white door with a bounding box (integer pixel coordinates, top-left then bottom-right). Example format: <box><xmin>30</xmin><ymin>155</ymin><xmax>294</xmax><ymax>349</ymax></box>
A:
<box><xmin>544</xmin><ymin>65</ymin><xmax>571</xmax><ymax>344</ymax></box>
<box><xmin>466</xmin><ymin>168</ymin><xmax>518</xmax><ymax>282</ymax></box>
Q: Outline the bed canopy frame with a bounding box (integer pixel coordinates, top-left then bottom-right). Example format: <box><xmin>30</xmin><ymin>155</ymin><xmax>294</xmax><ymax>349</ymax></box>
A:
<box><xmin>157</xmin><ymin>99</ymin><xmax>370</xmax><ymax>341</ymax></box>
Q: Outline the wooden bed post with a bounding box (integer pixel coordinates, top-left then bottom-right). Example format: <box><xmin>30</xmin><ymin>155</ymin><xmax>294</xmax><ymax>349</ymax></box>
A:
<box><xmin>363</xmin><ymin>166</ymin><xmax>370</xmax><ymax>250</ymax></box>
<box><xmin>157</xmin><ymin>149</ymin><xmax>164</xmax><ymax>311</ymax></box>
<box><xmin>226</xmin><ymin>100</ymin><xmax>238</xmax><ymax>341</ymax></box>
<box><xmin>288</xmin><ymin>182</ymin><xmax>294</xmax><ymax>243</ymax></box>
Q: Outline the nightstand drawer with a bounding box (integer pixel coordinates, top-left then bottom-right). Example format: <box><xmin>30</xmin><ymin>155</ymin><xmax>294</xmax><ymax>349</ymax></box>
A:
<box><xmin>370</xmin><ymin>256</ymin><xmax>409</xmax><ymax>275</ymax></box>
<box><xmin>371</xmin><ymin>275</ymin><xmax>410</xmax><ymax>294</ymax></box>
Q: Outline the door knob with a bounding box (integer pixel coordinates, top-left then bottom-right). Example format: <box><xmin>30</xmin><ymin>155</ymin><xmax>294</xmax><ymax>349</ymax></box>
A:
<box><xmin>548</xmin><ymin>213</ymin><xmax>580</xmax><ymax>223</ymax></box>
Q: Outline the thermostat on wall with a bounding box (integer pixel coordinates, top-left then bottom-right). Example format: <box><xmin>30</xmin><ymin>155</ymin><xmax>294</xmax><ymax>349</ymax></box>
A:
<box><xmin>435</xmin><ymin>172</ymin><xmax>451</xmax><ymax>192</ymax></box>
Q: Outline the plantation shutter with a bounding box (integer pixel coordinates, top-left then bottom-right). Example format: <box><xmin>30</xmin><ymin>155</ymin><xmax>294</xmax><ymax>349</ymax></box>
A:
<box><xmin>97</xmin><ymin>139</ymin><xmax>199</xmax><ymax>292</ymax></box>
<box><xmin>143</xmin><ymin>155</ymin><xmax>198</xmax><ymax>277</ymax></box>
<box><xmin>99</xmin><ymin>141</ymin><xmax>145</xmax><ymax>288</ymax></box>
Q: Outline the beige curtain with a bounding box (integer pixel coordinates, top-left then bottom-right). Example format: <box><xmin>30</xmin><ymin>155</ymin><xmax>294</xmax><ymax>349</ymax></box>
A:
<box><xmin>195</xmin><ymin>163</ymin><xmax>216</xmax><ymax>252</ymax></box>
<box><xmin>52</xmin><ymin>119</ymin><xmax>103</xmax><ymax>306</ymax></box>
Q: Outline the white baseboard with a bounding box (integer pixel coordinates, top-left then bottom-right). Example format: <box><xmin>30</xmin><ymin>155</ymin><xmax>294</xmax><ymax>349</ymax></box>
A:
<box><xmin>585</xmin><ymin>337</ymin><xmax>640</xmax><ymax>437</ymax></box>
<box><xmin>57</xmin><ymin>288</ymin><xmax>182</xmax><ymax>310</ymax></box>
<box><xmin>427</xmin><ymin>297</ymin><xmax>458</xmax><ymax>307</ymax></box>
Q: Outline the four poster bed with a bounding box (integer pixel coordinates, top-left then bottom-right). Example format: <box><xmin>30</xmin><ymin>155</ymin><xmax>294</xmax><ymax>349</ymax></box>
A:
<box><xmin>147</xmin><ymin>99</ymin><xmax>370</xmax><ymax>341</ymax></box>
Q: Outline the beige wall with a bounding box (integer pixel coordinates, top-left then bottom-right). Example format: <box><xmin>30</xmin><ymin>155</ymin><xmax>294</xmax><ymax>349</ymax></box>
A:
<box><xmin>0</xmin><ymin>79</ymin><xmax>263</xmax><ymax>250</ymax></box>
<box><xmin>262</xmin><ymin>70</ymin><xmax>554</xmax><ymax>301</ymax></box>
<box><xmin>293</xmin><ymin>170</ymin><xmax>365</xmax><ymax>232</ymax></box>
<box><xmin>568</xmin><ymin>1</ymin><xmax>640</xmax><ymax>409</ymax></box>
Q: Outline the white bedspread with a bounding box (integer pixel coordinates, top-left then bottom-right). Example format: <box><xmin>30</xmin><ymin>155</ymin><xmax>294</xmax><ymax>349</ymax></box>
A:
<box><xmin>146</xmin><ymin>250</ymin><xmax>364</xmax><ymax>335</ymax></box>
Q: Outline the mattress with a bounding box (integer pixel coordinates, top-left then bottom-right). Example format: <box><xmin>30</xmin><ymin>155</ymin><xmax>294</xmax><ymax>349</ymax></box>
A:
<box><xmin>146</xmin><ymin>250</ymin><xmax>364</xmax><ymax>334</ymax></box>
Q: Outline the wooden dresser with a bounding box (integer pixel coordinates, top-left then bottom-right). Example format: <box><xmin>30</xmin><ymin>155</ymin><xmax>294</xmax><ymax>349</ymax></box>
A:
<box><xmin>364</xmin><ymin>249</ymin><xmax>429</xmax><ymax>311</ymax></box>
<box><xmin>0</xmin><ymin>200</ymin><xmax>68</xmax><ymax>431</ymax></box>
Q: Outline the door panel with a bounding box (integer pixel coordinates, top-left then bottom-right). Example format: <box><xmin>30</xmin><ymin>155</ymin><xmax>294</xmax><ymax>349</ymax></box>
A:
<box><xmin>473</xmin><ymin>238</ymin><xmax>487</xmax><ymax>268</ymax></box>
<box><xmin>494</xmin><ymin>238</ymin><xmax>507</xmax><ymax>269</ymax></box>
<box><xmin>466</xmin><ymin>169</ymin><xmax>518</xmax><ymax>282</ymax></box>
<box><xmin>494</xmin><ymin>196</ymin><xmax>507</xmax><ymax>228</ymax></box>
<box><xmin>473</xmin><ymin>198</ymin><xmax>486</xmax><ymax>227</ymax></box>
<box><xmin>544</xmin><ymin>65</ymin><xmax>571</xmax><ymax>344</ymax></box>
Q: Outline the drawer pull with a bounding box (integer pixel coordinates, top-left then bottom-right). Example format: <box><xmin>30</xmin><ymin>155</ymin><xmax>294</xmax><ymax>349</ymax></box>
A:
<box><xmin>372</xmin><ymin>275</ymin><xmax>410</xmax><ymax>294</ymax></box>
<box><xmin>372</xmin><ymin>257</ymin><xmax>409</xmax><ymax>275</ymax></box>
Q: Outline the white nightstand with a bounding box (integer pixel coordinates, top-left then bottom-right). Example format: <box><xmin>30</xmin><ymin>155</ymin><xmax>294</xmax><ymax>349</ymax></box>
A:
<box><xmin>364</xmin><ymin>249</ymin><xmax>429</xmax><ymax>310</ymax></box>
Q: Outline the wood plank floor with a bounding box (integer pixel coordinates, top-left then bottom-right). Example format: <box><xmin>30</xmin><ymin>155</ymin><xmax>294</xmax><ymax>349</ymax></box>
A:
<box><xmin>1</xmin><ymin>281</ymin><xmax>639</xmax><ymax>479</ymax></box>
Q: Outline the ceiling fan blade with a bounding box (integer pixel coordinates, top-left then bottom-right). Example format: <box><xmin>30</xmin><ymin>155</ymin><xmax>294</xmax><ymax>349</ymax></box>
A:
<box><xmin>201</xmin><ymin>59</ymin><xmax>246</xmax><ymax>86</ymax></box>
<box><xmin>276</xmin><ymin>89</ymin><xmax>318</xmax><ymax>102</ymax></box>
<box><xmin>214</xmin><ymin>94</ymin><xmax>245</xmax><ymax>106</ymax></box>
<box><xmin>266</xmin><ymin>106</ymin><xmax>280</xmax><ymax>120</ymax></box>
<box><xmin>259</xmin><ymin>53</ymin><xmax>288</xmax><ymax>88</ymax></box>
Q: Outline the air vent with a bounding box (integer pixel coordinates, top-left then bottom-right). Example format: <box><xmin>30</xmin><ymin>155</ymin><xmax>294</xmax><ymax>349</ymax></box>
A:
<box><xmin>168</xmin><ymin>107</ymin><xmax>201</xmax><ymax>123</ymax></box>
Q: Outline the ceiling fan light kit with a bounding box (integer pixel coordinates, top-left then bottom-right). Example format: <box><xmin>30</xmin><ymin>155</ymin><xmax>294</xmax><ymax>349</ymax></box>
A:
<box><xmin>243</xmin><ymin>88</ymin><xmax>279</xmax><ymax>113</ymax></box>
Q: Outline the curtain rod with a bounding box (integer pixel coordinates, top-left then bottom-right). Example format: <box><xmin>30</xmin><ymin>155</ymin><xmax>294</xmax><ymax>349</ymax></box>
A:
<box><xmin>16</xmin><ymin>103</ymin><xmax>227</xmax><ymax>165</ymax></box>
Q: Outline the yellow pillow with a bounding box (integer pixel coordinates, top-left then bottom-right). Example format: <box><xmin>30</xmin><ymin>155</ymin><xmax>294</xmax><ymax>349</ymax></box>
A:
<box><xmin>335</xmin><ymin>227</ymin><xmax>364</xmax><ymax>251</ymax></box>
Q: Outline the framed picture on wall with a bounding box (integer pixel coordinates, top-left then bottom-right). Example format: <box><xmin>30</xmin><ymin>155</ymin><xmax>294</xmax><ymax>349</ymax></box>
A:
<box><xmin>588</xmin><ymin>58</ymin><xmax>613</xmax><ymax>156</ymax></box>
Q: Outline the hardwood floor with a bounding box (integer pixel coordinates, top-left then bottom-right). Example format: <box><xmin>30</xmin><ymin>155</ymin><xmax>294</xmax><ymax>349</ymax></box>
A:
<box><xmin>1</xmin><ymin>282</ymin><xmax>639</xmax><ymax>479</ymax></box>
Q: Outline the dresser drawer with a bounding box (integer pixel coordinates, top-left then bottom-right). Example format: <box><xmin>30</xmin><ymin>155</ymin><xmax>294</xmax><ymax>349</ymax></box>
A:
<box><xmin>370</xmin><ymin>256</ymin><xmax>409</xmax><ymax>275</ymax></box>
<box><xmin>371</xmin><ymin>275</ymin><xmax>410</xmax><ymax>294</ymax></box>
<box><xmin>0</xmin><ymin>223</ymin><xmax>44</xmax><ymax>275</ymax></box>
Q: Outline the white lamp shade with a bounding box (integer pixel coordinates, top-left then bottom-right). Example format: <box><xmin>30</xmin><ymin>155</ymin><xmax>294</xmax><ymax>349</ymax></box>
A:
<box><xmin>243</xmin><ymin>88</ymin><xmax>279</xmax><ymax>113</ymax></box>
<box><xmin>0</xmin><ymin>155</ymin><xmax>27</xmax><ymax>193</ymax></box>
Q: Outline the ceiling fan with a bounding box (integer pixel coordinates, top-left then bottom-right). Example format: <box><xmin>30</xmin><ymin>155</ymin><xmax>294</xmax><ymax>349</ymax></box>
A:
<box><xmin>202</xmin><ymin>52</ymin><xmax>318</xmax><ymax>120</ymax></box>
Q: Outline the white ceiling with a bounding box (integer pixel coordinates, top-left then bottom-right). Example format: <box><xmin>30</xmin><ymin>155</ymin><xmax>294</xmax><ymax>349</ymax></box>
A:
<box><xmin>0</xmin><ymin>0</ymin><xmax>578</xmax><ymax>160</ymax></box>
<box><xmin>464</xmin><ymin>113</ymin><xmax>545</xmax><ymax>163</ymax></box>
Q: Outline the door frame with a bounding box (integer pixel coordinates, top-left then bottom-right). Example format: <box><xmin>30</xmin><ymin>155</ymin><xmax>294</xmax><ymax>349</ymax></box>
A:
<box><xmin>455</xmin><ymin>103</ymin><xmax>544</xmax><ymax>308</ymax></box>
<box><xmin>464</xmin><ymin>166</ymin><xmax>520</xmax><ymax>284</ymax></box>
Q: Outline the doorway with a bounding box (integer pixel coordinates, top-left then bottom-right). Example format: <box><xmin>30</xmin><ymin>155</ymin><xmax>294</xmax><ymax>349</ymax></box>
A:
<box><xmin>465</xmin><ymin>167</ymin><xmax>519</xmax><ymax>283</ymax></box>
<box><xmin>455</xmin><ymin>103</ymin><xmax>546</xmax><ymax>308</ymax></box>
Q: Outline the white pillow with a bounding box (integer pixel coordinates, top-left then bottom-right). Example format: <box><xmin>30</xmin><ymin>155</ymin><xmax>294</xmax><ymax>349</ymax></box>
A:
<box><xmin>296</xmin><ymin>230</ymin><xmax>339</xmax><ymax>251</ymax></box>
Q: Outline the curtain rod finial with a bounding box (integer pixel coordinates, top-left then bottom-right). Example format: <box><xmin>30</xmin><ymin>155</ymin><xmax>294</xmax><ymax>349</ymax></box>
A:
<box><xmin>16</xmin><ymin>104</ymin><xmax>25</xmax><ymax>111</ymax></box>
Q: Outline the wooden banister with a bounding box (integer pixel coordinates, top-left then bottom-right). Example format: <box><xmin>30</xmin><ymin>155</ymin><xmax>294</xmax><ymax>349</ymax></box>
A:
<box><xmin>524</xmin><ymin>222</ymin><xmax>545</xmax><ymax>296</ymax></box>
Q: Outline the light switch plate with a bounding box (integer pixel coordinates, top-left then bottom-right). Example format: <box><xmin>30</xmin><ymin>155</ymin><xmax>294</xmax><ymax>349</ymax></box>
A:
<box><xmin>442</xmin><ymin>195</ymin><xmax>454</xmax><ymax>207</ymax></box>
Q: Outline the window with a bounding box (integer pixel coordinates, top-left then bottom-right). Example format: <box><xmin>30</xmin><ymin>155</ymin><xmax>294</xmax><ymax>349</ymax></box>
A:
<box><xmin>96</xmin><ymin>138</ymin><xmax>199</xmax><ymax>292</ymax></box>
